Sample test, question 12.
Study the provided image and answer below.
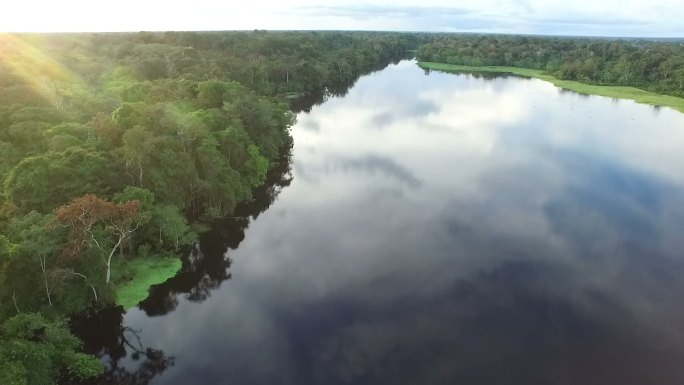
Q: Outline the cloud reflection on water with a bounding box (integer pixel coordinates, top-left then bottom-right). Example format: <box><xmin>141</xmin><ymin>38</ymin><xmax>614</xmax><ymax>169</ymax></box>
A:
<box><xmin>122</xmin><ymin>60</ymin><xmax>684</xmax><ymax>385</ymax></box>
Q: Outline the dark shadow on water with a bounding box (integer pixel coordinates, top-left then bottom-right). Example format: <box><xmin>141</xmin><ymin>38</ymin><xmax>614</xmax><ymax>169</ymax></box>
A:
<box><xmin>427</xmin><ymin>67</ymin><xmax>531</xmax><ymax>82</ymax></box>
<box><xmin>70</xmin><ymin>307</ymin><xmax>175</xmax><ymax>385</ymax></box>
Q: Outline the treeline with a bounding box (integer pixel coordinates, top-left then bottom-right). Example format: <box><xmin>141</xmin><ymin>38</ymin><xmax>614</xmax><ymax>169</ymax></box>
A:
<box><xmin>0</xmin><ymin>31</ymin><xmax>417</xmax><ymax>384</ymax></box>
<box><xmin>417</xmin><ymin>35</ymin><xmax>684</xmax><ymax>97</ymax></box>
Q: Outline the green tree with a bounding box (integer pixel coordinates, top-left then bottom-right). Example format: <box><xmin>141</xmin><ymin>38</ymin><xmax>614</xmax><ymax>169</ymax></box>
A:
<box><xmin>121</xmin><ymin>126</ymin><xmax>154</xmax><ymax>188</ymax></box>
<box><xmin>3</xmin><ymin>148</ymin><xmax>118</xmax><ymax>214</ymax></box>
<box><xmin>0</xmin><ymin>313</ymin><xmax>103</xmax><ymax>385</ymax></box>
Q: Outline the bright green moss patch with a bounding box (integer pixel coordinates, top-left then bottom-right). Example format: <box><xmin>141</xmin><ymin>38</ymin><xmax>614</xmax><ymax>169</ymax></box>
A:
<box><xmin>113</xmin><ymin>257</ymin><xmax>182</xmax><ymax>310</ymax></box>
<box><xmin>418</xmin><ymin>62</ymin><xmax>684</xmax><ymax>114</ymax></box>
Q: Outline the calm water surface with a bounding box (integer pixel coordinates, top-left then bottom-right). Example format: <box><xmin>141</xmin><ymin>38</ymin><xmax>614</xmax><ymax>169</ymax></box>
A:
<box><xmin>97</xmin><ymin>61</ymin><xmax>684</xmax><ymax>384</ymax></box>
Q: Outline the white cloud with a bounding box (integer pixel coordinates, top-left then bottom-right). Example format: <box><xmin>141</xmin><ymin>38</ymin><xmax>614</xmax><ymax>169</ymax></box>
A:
<box><xmin>0</xmin><ymin>0</ymin><xmax>682</xmax><ymax>36</ymax></box>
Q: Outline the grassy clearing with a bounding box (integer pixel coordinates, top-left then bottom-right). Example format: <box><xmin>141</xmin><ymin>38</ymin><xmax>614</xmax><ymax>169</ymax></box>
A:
<box><xmin>113</xmin><ymin>257</ymin><xmax>182</xmax><ymax>310</ymax></box>
<box><xmin>418</xmin><ymin>62</ymin><xmax>684</xmax><ymax>114</ymax></box>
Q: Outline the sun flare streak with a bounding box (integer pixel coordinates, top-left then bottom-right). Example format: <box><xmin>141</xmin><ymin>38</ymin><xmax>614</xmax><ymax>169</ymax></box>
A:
<box><xmin>0</xmin><ymin>34</ymin><xmax>84</xmax><ymax>110</ymax></box>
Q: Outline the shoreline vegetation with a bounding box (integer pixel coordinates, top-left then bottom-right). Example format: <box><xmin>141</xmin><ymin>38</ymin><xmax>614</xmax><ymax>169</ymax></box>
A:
<box><xmin>416</xmin><ymin>35</ymin><xmax>684</xmax><ymax>114</ymax></box>
<box><xmin>113</xmin><ymin>256</ymin><xmax>182</xmax><ymax>310</ymax></box>
<box><xmin>0</xmin><ymin>31</ymin><xmax>419</xmax><ymax>316</ymax></box>
<box><xmin>418</xmin><ymin>62</ymin><xmax>684</xmax><ymax>113</ymax></box>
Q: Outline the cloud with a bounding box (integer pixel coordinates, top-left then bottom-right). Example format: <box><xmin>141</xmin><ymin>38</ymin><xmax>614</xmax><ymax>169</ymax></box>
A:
<box><xmin>293</xmin><ymin>5</ymin><xmax>475</xmax><ymax>19</ymax></box>
<box><xmin>0</xmin><ymin>0</ymin><xmax>682</xmax><ymax>36</ymax></box>
<box><xmin>288</xmin><ymin>2</ymin><xmax>661</xmax><ymax>35</ymax></box>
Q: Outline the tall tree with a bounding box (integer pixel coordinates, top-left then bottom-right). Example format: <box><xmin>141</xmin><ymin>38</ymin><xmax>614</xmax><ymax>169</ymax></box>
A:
<box><xmin>55</xmin><ymin>195</ymin><xmax>141</xmax><ymax>284</ymax></box>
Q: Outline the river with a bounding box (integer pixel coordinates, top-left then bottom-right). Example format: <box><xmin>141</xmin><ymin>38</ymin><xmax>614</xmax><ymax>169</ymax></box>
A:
<box><xmin>83</xmin><ymin>60</ymin><xmax>684</xmax><ymax>385</ymax></box>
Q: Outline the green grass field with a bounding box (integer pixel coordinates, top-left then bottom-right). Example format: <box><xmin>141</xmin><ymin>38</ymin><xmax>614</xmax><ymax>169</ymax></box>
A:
<box><xmin>113</xmin><ymin>257</ymin><xmax>182</xmax><ymax>310</ymax></box>
<box><xmin>418</xmin><ymin>62</ymin><xmax>684</xmax><ymax>114</ymax></box>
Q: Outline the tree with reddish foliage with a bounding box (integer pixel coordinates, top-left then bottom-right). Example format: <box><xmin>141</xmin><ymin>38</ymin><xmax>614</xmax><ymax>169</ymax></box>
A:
<box><xmin>55</xmin><ymin>194</ymin><xmax>141</xmax><ymax>284</ymax></box>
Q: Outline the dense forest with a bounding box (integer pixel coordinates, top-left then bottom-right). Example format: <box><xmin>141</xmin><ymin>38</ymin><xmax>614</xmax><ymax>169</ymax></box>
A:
<box><xmin>0</xmin><ymin>31</ymin><xmax>418</xmax><ymax>384</ymax></box>
<box><xmin>418</xmin><ymin>35</ymin><xmax>684</xmax><ymax>97</ymax></box>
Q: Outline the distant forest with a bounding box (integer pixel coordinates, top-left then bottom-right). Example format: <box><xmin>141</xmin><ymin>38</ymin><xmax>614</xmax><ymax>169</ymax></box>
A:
<box><xmin>418</xmin><ymin>35</ymin><xmax>684</xmax><ymax>97</ymax></box>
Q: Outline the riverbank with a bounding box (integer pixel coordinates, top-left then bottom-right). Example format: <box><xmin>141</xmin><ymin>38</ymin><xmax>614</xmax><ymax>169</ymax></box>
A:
<box><xmin>113</xmin><ymin>257</ymin><xmax>183</xmax><ymax>310</ymax></box>
<box><xmin>418</xmin><ymin>62</ymin><xmax>684</xmax><ymax>113</ymax></box>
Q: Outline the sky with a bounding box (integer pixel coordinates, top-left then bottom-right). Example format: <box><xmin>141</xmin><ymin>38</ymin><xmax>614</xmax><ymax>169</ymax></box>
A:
<box><xmin>1</xmin><ymin>0</ymin><xmax>683</xmax><ymax>37</ymax></box>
